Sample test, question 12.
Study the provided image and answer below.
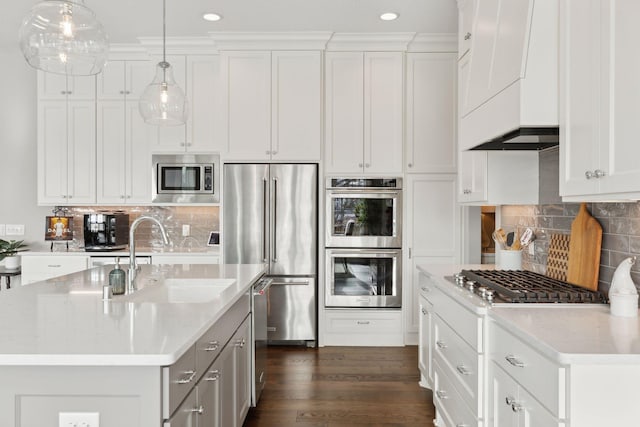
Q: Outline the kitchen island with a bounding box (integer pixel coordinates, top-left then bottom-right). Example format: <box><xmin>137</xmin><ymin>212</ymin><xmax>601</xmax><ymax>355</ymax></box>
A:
<box><xmin>0</xmin><ymin>263</ymin><xmax>266</xmax><ymax>426</ymax></box>
<box><xmin>417</xmin><ymin>264</ymin><xmax>640</xmax><ymax>427</ymax></box>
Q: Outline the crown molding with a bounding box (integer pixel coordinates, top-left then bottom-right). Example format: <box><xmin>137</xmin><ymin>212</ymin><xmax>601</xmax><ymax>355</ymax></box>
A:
<box><xmin>407</xmin><ymin>33</ymin><xmax>457</xmax><ymax>52</ymax></box>
<box><xmin>326</xmin><ymin>32</ymin><xmax>416</xmax><ymax>51</ymax></box>
<box><xmin>208</xmin><ymin>32</ymin><xmax>333</xmax><ymax>50</ymax></box>
<box><xmin>106</xmin><ymin>44</ymin><xmax>152</xmax><ymax>61</ymax></box>
<box><xmin>137</xmin><ymin>37</ymin><xmax>219</xmax><ymax>55</ymax></box>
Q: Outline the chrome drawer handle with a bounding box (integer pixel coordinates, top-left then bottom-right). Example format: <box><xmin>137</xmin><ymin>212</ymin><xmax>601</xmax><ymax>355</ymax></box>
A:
<box><xmin>505</xmin><ymin>396</ymin><xmax>516</xmax><ymax>405</ymax></box>
<box><xmin>505</xmin><ymin>354</ymin><xmax>525</xmax><ymax>368</ymax></box>
<box><xmin>456</xmin><ymin>365</ymin><xmax>471</xmax><ymax>376</ymax></box>
<box><xmin>176</xmin><ymin>370</ymin><xmax>197</xmax><ymax>384</ymax></box>
<box><xmin>594</xmin><ymin>169</ymin><xmax>607</xmax><ymax>178</ymax></box>
<box><xmin>585</xmin><ymin>170</ymin><xmax>595</xmax><ymax>179</ymax></box>
<box><xmin>456</xmin><ymin>424</ymin><xmax>469</xmax><ymax>427</ymax></box>
<box><xmin>435</xmin><ymin>390</ymin><xmax>448</xmax><ymax>400</ymax></box>
<box><xmin>235</xmin><ymin>338</ymin><xmax>246</xmax><ymax>348</ymax></box>
<box><xmin>205</xmin><ymin>370</ymin><xmax>220</xmax><ymax>381</ymax></box>
<box><xmin>47</xmin><ymin>265</ymin><xmax>62</xmax><ymax>268</ymax></box>
<box><xmin>436</xmin><ymin>340</ymin><xmax>447</xmax><ymax>349</ymax></box>
<box><xmin>357</xmin><ymin>321</ymin><xmax>370</xmax><ymax>325</ymax></box>
<box><xmin>421</xmin><ymin>308</ymin><xmax>427</xmax><ymax>315</ymax></box>
<box><xmin>421</xmin><ymin>286</ymin><xmax>430</xmax><ymax>292</ymax></box>
<box><xmin>204</xmin><ymin>341</ymin><xmax>219</xmax><ymax>351</ymax></box>
<box><xmin>191</xmin><ymin>405</ymin><xmax>204</xmax><ymax>414</ymax></box>
<box><xmin>511</xmin><ymin>402</ymin><xmax>523</xmax><ymax>412</ymax></box>
<box><xmin>464</xmin><ymin>32</ymin><xmax>472</xmax><ymax>40</ymax></box>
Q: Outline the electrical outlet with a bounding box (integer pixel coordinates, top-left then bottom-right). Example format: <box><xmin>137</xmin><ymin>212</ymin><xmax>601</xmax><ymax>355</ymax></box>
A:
<box><xmin>528</xmin><ymin>241</ymin><xmax>535</xmax><ymax>256</ymax></box>
<box><xmin>5</xmin><ymin>224</ymin><xmax>24</xmax><ymax>236</ymax></box>
<box><xmin>182</xmin><ymin>224</ymin><xmax>191</xmax><ymax>237</ymax></box>
<box><xmin>0</xmin><ymin>224</ymin><xmax>5</xmax><ymax>236</ymax></box>
<box><xmin>59</xmin><ymin>412</ymin><xmax>99</xmax><ymax>427</ymax></box>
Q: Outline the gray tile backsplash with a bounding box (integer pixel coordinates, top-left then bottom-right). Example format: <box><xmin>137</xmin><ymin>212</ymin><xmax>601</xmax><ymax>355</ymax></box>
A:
<box><xmin>59</xmin><ymin>206</ymin><xmax>219</xmax><ymax>251</ymax></box>
<box><xmin>501</xmin><ymin>202</ymin><xmax>640</xmax><ymax>295</ymax></box>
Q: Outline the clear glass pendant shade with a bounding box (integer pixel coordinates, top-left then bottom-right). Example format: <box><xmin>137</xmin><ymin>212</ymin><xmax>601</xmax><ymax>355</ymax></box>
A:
<box><xmin>19</xmin><ymin>0</ymin><xmax>109</xmax><ymax>76</ymax></box>
<box><xmin>138</xmin><ymin>61</ymin><xmax>188</xmax><ymax>126</ymax></box>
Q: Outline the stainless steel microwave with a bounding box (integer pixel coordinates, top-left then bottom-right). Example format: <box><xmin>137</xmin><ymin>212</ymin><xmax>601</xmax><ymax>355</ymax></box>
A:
<box><xmin>152</xmin><ymin>154</ymin><xmax>220</xmax><ymax>203</ymax></box>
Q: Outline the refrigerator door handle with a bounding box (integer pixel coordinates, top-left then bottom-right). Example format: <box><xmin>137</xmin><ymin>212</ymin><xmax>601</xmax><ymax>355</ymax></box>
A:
<box><xmin>272</xmin><ymin>176</ymin><xmax>278</xmax><ymax>262</ymax></box>
<box><xmin>262</xmin><ymin>177</ymin><xmax>268</xmax><ymax>262</ymax></box>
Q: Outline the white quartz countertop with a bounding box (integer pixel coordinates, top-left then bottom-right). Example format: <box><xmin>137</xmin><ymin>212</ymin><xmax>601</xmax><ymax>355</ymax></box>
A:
<box><xmin>490</xmin><ymin>305</ymin><xmax>640</xmax><ymax>365</ymax></box>
<box><xmin>0</xmin><ymin>263</ymin><xmax>266</xmax><ymax>366</ymax></box>
<box><xmin>418</xmin><ymin>263</ymin><xmax>640</xmax><ymax>364</ymax></box>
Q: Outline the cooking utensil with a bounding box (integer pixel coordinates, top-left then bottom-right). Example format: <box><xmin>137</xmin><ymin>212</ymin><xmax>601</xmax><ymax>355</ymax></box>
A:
<box><xmin>506</xmin><ymin>232</ymin><xmax>515</xmax><ymax>247</ymax></box>
<box><xmin>567</xmin><ymin>203</ymin><xmax>602</xmax><ymax>291</ymax></box>
<box><xmin>520</xmin><ymin>227</ymin><xmax>534</xmax><ymax>247</ymax></box>
<box><xmin>492</xmin><ymin>229</ymin><xmax>507</xmax><ymax>250</ymax></box>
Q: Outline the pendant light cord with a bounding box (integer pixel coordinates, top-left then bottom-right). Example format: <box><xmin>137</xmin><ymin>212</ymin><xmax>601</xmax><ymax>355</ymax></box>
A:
<box><xmin>162</xmin><ymin>0</ymin><xmax>166</xmax><ymax>63</ymax></box>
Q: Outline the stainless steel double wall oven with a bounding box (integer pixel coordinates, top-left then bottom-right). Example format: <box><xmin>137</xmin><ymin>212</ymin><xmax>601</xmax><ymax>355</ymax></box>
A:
<box><xmin>325</xmin><ymin>177</ymin><xmax>402</xmax><ymax>308</ymax></box>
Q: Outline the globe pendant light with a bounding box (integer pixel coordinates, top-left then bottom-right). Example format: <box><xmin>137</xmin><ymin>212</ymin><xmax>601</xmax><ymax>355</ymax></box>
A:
<box><xmin>19</xmin><ymin>0</ymin><xmax>109</xmax><ymax>76</ymax></box>
<box><xmin>138</xmin><ymin>0</ymin><xmax>188</xmax><ymax>126</ymax></box>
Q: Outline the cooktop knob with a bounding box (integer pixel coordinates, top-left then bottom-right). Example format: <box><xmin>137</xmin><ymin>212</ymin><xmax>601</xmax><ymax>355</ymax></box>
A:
<box><xmin>478</xmin><ymin>286</ymin><xmax>488</xmax><ymax>298</ymax></box>
<box><xmin>466</xmin><ymin>280</ymin><xmax>477</xmax><ymax>291</ymax></box>
<box><xmin>486</xmin><ymin>290</ymin><xmax>495</xmax><ymax>302</ymax></box>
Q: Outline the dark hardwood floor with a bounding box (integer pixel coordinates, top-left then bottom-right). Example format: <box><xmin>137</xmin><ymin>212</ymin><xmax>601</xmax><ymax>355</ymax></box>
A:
<box><xmin>243</xmin><ymin>346</ymin><xmax>435</xmax><ymax>427</ymax></box>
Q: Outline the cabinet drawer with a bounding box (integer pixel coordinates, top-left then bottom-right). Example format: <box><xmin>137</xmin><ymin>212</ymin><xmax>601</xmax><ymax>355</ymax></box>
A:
<box><xmin>163</xmin><ymin>345</ymin><xmax>197</xmax><ymax>420</ymax></box>
<box><xmin>433</xmin><ymin>313</ymin><xmax>481</xmax><ymax>415</ymax></box>
<box><xmin>163</xmin><ymin>387</ymin><xmax>197</xmax><ymax>426</ymax></box>
<box><xmin>21</xmin><ymin>256</ymin><xmax>89</xmax><ymax>284</ymax></box>
<box><xmin>433</xmin><ymin>359</ymin><xmax>478</xmax><ymax>427</ymax></box>
<box><xmin>431</xmin><ymin>285</ymin><xmax>483</xmax><ymax>351</ymax></box>
<box><xmin>325</xmin><ymin>310</ymin><xmax>402</xmax><ymax>334</ymax></box>
<box><xmin>490</xmin><ymin>321</ymin><xmax>564</xmax><ymax>417</ymax></box>
<box><xmin>418</xmin><ymin>272</ymin><xmax>439</xmax><ymax>304</ymax></box>
<box><xmin>196</xmin><ymin>293</ymin><xmax>250</xmax><ymax>379</ymax></box>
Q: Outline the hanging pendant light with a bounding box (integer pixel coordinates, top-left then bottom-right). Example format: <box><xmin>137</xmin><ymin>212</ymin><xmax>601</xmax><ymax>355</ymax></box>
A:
<box><xmin>19</xmin><ymin>0</ymin><xmax>109</xmax><ymax>76</ymax></box>
<box><xmin>138</xmin><ymin>0</ymin><xmax>188</xmax><ymax>126</ymax></box>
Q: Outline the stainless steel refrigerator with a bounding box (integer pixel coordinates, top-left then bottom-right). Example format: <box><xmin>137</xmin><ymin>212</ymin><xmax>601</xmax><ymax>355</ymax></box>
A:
<box><xmin>223</xmin><ymin>164</ymin><xmax>317</xmax><ymax>344</ymax></box>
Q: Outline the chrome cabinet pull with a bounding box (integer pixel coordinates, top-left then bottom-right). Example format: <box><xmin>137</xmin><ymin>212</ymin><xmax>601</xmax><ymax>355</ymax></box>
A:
<box><xmin>358</xmin><ymin>163</ymin><xmax>363</xmax><ymax>168</ymax></box>
<box><xmin>505</xmin><ymin>396</ymin><xmax>516</xmax><ymax>405</ymax></box>
<box><xmin>436</xmin><ymin>340</ymin><xmax>447</xmax><ymax>349</ymax></box>
<box><xmin>505</xmin><ymin>354</ymin><xmax>525</xmax><ymax>368</ymax></box>
<box><xmin>595</xmin><ymin>169</ymin><xmax>606</xmax><ymax>178</ymax></box>
<box><xmin>435</xmin><ymin>390</ymin><xmax>448</xmax><ymax>400</ymax></box>
<box><xmin>176</xmin><ymin>370</ymin><xmax>197</xmax><ymax>384</ymax></box>
<box><xmin>464</xmin><ymin>32</ymin><xmax>472</xmax><ymax>40</ymax></box>
<box><xmin>456</xmin><ymin>365</ymin><xmax>471</xmax><ymax>376</ymax></box>
<box><xmin>204</xmin><ymin>341</ymin><xmax>219</xmax><ymax>351</ymax></box>
<box><xmin>47</xmin><ymin>264</ymin><xmax>62</xmax><ymax>268</ymax></box>
<box><xmin>585</xmin><ymin>170</ymin><xmax>595</xmax><ymax>179</ymax></box>
<box><xmin>205</xmin><ymin>370</ymin><xmax>220</xmax><ymax>381</ymax></box>
<box><xmin>456</xmin><ymin>424</ymin><xmax>469</xmax><ymax>427</ymax></box>
<box><xmin>420</xmin><ymin>286</ymin><xmax>430</xmax><ymax>292</ymax></box>
<box><xmin>421</xmin><ymin>308</ymin><xmax>427</xmax><ymax>315</ymax></box>
<box><xmin>408</xmin><ymin>163</ymin><xmax>413</xmax><ymax>168</ymax></box>
<box><xmin>235</xmin><ymin>338</ymin><xmax>246</xmax><ymax>348</ymax></box>
<box><xmin>357</xmin><ymin>321</ymin><xmax>370</xmax><ymax>325</ymax></box>
<box><xmin>191</xmin><ymin>405</ymin><xmax>204</xmax><ymax>414</ymax></box>
<box><xmin>511</xmin><ymin>402</ymin><xmax>523</xmax><ymax>412</ymax></box>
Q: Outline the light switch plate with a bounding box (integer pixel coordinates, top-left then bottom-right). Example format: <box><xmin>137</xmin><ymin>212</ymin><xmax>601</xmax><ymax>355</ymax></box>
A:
<box><xmin>59</xmin><ymin>412</ymin><xmax>99</xmax><ymax>427</ymax></box>
<box><xmin>5</xmin><ymin>224</ymin><xmax>24</xmax><ymax>236</ymax></box>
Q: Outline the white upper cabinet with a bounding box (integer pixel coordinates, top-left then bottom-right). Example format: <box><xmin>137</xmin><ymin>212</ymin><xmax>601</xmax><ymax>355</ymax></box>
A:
<box><xmin>560</xmin><ymin>0</ymin><xmax>640</xmax><ymax>200</ymax></box>
<box><xmin>459</xmin><ymin>0</ymin><xmax>558</xmax><ymax>150</ymax></box>
<box><xmin>37</xmin><ymin>73</ymin><xmax>96</xmax><ymax>205</ymax></box>
<box><xmin>270</xmin><ymin>51</ymin><xmax>322</xmax><ymax>161</ymax></box>
<box><xmin>220</xmin><ymin>50</ymin><xmax>322</xmax><ymax>161</ymax></box>
<box><xmin>325</xmin><ymin>51</ymin><xmax>404</xmax><ymax>175</ymax></box>
<box><xmin>405</xmin><ymin>53</ymin><xmax>457</xmax><ymax>174</ymax></box>
<box><xmin>96</xmin><ymin>60</ymin><xmax>154</xmax><ymax>204</ymax></box>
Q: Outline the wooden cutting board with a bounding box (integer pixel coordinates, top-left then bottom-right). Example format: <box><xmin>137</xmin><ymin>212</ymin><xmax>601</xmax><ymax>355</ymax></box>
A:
<box><xmin>567</xmin><ymin>203</ymin><xmax>602</xmax><ymax>291</ymax></box>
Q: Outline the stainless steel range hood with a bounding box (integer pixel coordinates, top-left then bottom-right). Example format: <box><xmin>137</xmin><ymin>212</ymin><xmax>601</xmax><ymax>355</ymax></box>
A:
<box><xmin>468</xmin><ymin>127</ymin><xmax>559</xmax><ymax>151</ymax></box>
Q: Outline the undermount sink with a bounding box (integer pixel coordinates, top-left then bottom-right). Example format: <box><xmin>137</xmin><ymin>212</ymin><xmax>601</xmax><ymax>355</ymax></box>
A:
<box><xmin>123</xmin><ymin>278</ymin><xmax>237</xmax><ymax>303</ymax></box>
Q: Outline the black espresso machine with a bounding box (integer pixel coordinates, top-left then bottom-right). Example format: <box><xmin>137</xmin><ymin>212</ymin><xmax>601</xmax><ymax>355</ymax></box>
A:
<box><xmin>83</xmin><ymin>213</ymin><xmax>129</xmax><ymax>251</ymax></box>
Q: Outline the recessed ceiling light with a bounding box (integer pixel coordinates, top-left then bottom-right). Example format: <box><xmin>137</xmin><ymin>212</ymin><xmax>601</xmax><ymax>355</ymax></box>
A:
<box><xmin>380</xmin><ymin>12</ymin><xmax>399</xmax><ymax>21</ymax></box>
<box><xmin>203</xmin><ymin>13</ymin><xmax>222</xmax><ymax>22</ymax></box>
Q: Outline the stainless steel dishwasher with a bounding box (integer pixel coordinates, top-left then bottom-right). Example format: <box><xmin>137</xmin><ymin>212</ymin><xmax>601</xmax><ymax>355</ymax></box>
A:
<box><xmin>251</xmin><ymin>277</ymin><xmax>272</xmax><ymax>406</ymax></box>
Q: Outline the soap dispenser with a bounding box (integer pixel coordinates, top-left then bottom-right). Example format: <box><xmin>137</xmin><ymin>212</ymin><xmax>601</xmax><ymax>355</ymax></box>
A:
<box><xmin>109</xmin><ymin>257</ymin><xmax>126</xmax><ymax>295</ymax></box>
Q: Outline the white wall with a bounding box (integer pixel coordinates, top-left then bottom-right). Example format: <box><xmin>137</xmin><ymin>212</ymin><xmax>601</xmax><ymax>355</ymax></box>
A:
<box><xmin>0</xmin><ymin>46</ymin><xmax>51</xmax><ymax>258</ymax></box>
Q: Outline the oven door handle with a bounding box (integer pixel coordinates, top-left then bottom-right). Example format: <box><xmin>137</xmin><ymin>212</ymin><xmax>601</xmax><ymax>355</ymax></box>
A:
<box><xmin>327</xmin><ymin>190</ymin><xmax>401</xmax><ymax>197</ymax></box>
<box><xmin>253</xmin><ymin>278</ymin><xmax>273</xmax><ymax>295</ymax></box>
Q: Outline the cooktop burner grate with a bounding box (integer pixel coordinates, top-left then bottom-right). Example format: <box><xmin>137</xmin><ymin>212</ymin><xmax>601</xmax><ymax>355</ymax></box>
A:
<box><xmin>460</xmin><ymin>269</ymin><xmax>606</xmax><ymax>303</ymax></box>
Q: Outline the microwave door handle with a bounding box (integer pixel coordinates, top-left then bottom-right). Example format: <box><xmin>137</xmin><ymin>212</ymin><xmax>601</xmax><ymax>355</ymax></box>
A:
<box><xmin>262</xmin><ymin>177</ymin><xmax>268</xmax><ymax>263</ymax></box>
<box><xmin>272</xmin><ymin>177</ymin><xmax>278</xmax><ymax>263</ymax></box>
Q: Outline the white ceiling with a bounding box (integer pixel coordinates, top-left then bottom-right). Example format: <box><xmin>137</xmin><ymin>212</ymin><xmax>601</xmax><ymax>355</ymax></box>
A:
<box><xmin>3</xmin><ymin>0</ymin><xmax>458</xmax><ymax>48</ymax></box>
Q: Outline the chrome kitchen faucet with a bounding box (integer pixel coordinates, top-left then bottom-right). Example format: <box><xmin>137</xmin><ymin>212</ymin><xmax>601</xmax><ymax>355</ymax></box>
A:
<box><xmin>128</xmin><ymin>216</ymin><xmax>170</xmax><ymax>293</ymax></box>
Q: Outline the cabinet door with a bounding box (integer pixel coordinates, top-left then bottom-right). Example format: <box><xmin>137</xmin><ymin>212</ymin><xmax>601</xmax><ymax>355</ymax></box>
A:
<box><xmin>218</xmin><ymin>340</ymin><xmax>236</xmax><ymax>427</ymax></box>
<box><xmin>198</xmin><ymin>366</ymin><xmax>221</xmax><ymax>427</ymax></box>
<box><xmin>598</xmin><ymin>1</ymin><xmax>640</xmax><ymax>195</ymax></box>
<box><xmin>96</xmin><ymin>100</ymin><xmax>127</xmax><ymax>203</ymax></box>
<box><xmin>97</xmin><ymin>60</ymin><xmax>126</xmax><ymax>100</ymax></box>
<box><xmin>364</xmin><ymin>52</ymin><xmax>403</xmax><ymax>174</ymax></box>
<box><xmin>559</xmin><ymin>0</ymin><xmax>600</xmax><ymax>197</ymax></box>
<box><xmin>406</xmin><ymin>53</ymin><xmax>457</xmax><ymax>173</ymax></box>
<box><xmin>37</xmin><ymin>101</ymin><xmax>69</xmax><ymax>204</ymax></box>
<box><xmin>126</xmin><ymin>100</ymin><xmax>153</xmax><ymax>203</ymax></box>
<box><xmin>458</xmin><ymin>0</ymin><xmax>477</xmax><ymax>59</ymax></box>
<box><xmin>418</xmin><ymin>294</ymin><xmax>432</xmax><ymax>388</ymax></box>
<box><xmin>37</xmin><ymin>72</ymin><xmax>69</xmax><ymax>99</ymax></box>
<box><xmin>404</xmin><ymin>175</ymin><xmax>460</xmax><ymax>341</ymax></box>
<box><xmin>67</xmin><ymin>75</ymin><xmax>97</xmax><ymax>100</ymax></box>
<box><xmin>163</xmin><ymin>388</ymin><xmax>197</xmax><ymax>427</ymax></box>
<box><xmin>67</xmin><ymin>101</ymin><xmax>96</xmax><ymax>204</ymax></box>
<box><xmin>221</xmin><ymin>51</ymin><xmax>271</xmax><ymax>160</ymax></box>
<box><xmin>325</xmin><ymin>52</ymin><xmax>364</xmax><ymax>174</ymax></box>
<box><xmin>186</xmin><ymin>55</ymin><xmax>223</xmax><ymax>153</ymax></box>
<box><xmin>490</xmin><ymin>362</ymin><xmax>519</xmax><ymax>427</ymax></box>
<box><xmin>127</xmin><ymin>60</ymin><xmax>155</xmax><ymax>99</ymax></box>
<box><xmin>271</xmin><ymin>51</ymin><xmax>322</xmax><ymax>161</ymax></box>
<box><xmin>458</xmin><ymin>150</ymin><xmax>487</xmax><ymax>203</ymax></box>
<box><xmin>233</xmin><ymin>317</ymin><xmax>252</xmax><ymax>424</ymax></box>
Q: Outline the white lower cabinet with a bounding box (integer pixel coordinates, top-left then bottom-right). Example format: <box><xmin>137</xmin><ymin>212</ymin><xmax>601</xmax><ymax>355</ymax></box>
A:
<box><xmin>418</xmin><ymin>293</ymin><xmax>432</xmax><ymax>389</ymax></box>
<box><xmin>20</xmin><ymin>255</ymin><xmax>90</xmax><ymax>285</ymax></box>
<box><xmin>323</xmin><ymin>309</ymin><xmax>403</xmax><ymax>346</ymax></box>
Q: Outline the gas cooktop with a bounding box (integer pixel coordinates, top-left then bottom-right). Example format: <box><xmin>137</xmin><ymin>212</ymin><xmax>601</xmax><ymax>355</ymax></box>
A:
<box><xmin>451</xmin><ymin>269</ymin><xmax>606</xmax><ymax>304</ymax></box>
